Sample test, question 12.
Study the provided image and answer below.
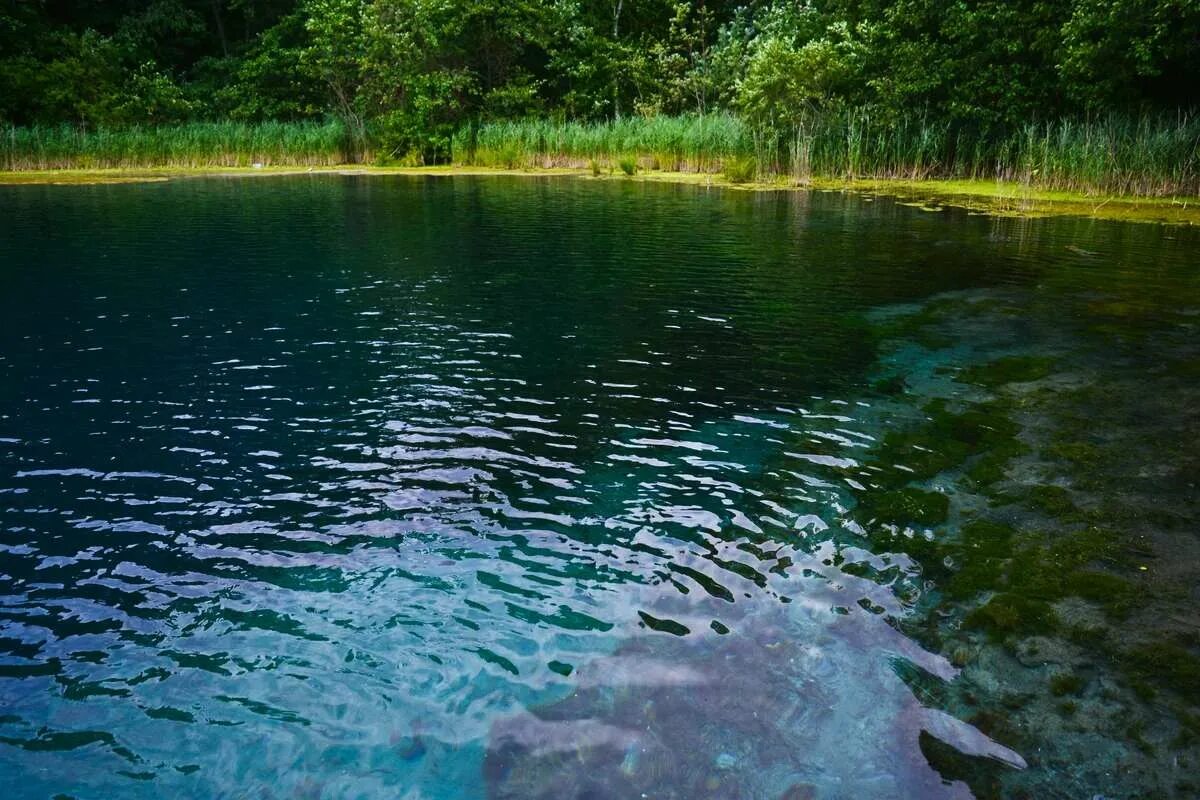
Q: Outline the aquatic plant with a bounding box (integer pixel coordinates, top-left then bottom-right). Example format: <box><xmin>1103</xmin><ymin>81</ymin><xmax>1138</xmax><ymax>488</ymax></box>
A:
<box><xmin>4</xmin><ymin>111</ymin><xmax>1198</xmax><ymax>198</ymax></box>
<box><xmin>455</xmin><ymin>111</ymin><xmax>1200</xmax><ymax>197</ymax></box>
<box><xmin>1048</xmin><ymin>672</ymin><xmax>1086</xmax><ymax>697</ymax></box>
<box><xmin>0</xmin><ymin>120</ymin><xmax>353</xmax><ymax>170</ymax></box>
<box><xmin>723</xmin><ymin>156</ymin><xmax>757</xmax><ymax>184</ymax></box>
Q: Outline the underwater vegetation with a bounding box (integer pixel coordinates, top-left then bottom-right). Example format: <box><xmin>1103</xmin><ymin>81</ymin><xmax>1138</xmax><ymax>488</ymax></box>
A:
<box><xmin>850</xmin><ymin>283</ymin><xmax>1200</xmax><ymax>798</ymax></box>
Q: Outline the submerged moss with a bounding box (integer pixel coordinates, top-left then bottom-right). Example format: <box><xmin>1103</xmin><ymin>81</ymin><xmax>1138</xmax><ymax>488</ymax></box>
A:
<box><xmin>964</xmin><ymin>440</ymin><xmax>1030</xmax><ymax>488</ymax></box>
<box><xmin>1049</xmin><ymin>671</ymin><xmax>1086</xmax><ymax>697</ymax></box>
<box><xmin>1122</xmin><ymin>644</ymin><xmax>1200</xmax><ymax>704</ymax></box>
<box><xmin>966</xmin><ymin>593</ymin><xmax>1059</xmax><ymax>639</ymax></box>
<box><xmin>857</xmin><ymin>487</ymin><xmax>950</xmax><ymax>526</ymax></box>
<box><xmin>871</xmin><ymin>374</ymin><xmax>908</xmax><ymax>396</ymax></box>
<box><xmin>875</xmin><ymin>398</ymin><xmax>1023</xmax><ymax>485</ymax></box>
<box><xmin>878</xmin><ymin>429</ymin><xmax>970</xmax><ymax>481</ymax></box>
<box><xmin>1064</xmin><ymin>571</ymin><xmax>1135</xmax><ymax>618</ymax></box>
<box><xmin>1026</xmin><ymin>484</ymin><xmax>1079</xmax><ymax>520</ymax></box>
<box><xmin>959</xmin><ymin>355</ymin><xmax>1055</xmax><ymax>388</ymax></box>
<box><xmin>944</xmin><ymin>521</ymin><xmax>1017</xmax><ymax>599</ymax></box>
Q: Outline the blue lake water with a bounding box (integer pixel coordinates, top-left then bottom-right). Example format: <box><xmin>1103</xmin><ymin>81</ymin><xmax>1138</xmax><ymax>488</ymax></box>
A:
<box><xmin>1</xmin><ymin>176</ymin><xmax>1198</xmax><ymax>799</ymax></box>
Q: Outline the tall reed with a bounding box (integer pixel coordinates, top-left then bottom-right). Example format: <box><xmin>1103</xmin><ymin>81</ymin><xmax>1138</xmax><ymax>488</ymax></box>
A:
<box><xmin>1</xmin><ymin>120</ymin><xmax>353</xmax><ymax>171</ymax></box>
<box><xmin>458</xmin><ymin>114</ymin><xmax>754</xmax><ymax>173</ymax></box>
<box><xmin>3</xmin><ymin>112</ymin><xmax>1196</xmax><ymax>197</ymax></box>
<box><xmin>458</xmin><ymin>111</ymin><xmax>1200</xmax><ymax>197</ymax></box>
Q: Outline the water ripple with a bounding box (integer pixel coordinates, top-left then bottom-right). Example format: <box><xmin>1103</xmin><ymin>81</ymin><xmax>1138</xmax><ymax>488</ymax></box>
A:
<box><xmin>2</xmin><ymin>176</ymin><xmax>1197</xmax><ymax>798</ymax></box>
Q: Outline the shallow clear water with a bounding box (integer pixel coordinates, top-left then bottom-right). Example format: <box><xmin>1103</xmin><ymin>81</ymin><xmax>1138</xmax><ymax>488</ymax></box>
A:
<box><xmin>1</xmin><ymin>177</ymin><xmax>1198</xmax><ymax>799</ymax></box>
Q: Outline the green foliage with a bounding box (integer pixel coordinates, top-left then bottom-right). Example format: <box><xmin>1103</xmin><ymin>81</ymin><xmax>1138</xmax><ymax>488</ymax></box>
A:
<box><xmin>0</xmin><ymin>121</ymin><xmax>350</xmax><ymax>170</ymax></box>
<box><xmin>617</xmin><ymin>155</ymin><xmax>638</xmax><ymax>176</ymax></box>
<box><xmin>461</xmin><ymin>114</ymin><xmax>754</xmax><ymax>173</ymax></box>
<box><xmin>737</xmin><ymin>31</ymin><xmax>862</xmax><ymax>132</ymax></box>
<box><xmin>723</xmin><ymin>155</ymin><xmax>756</xmax><ymax>183</ymax></box>
<box><xmin>1059</xmin><ymin>1</ymin><xmax>1200</xmax><ymax>110</ymax></box>
<box><xmin>0</xmin><ymin>1</ymin><xmax>1196</xmax><ymax>193</ymax></box>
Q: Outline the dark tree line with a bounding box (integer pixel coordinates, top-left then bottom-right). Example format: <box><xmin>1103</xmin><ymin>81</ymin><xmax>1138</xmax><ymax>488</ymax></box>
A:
<box><xmin>2</xmin><ymin>1</ymin><xmax>1198</xmax><ymax>143</ymax></box>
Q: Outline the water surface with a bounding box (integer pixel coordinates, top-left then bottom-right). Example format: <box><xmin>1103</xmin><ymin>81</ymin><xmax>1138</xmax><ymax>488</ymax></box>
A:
<box><xmin>1</xmin><ymin>177</ymin><xmax>1198</xmax><ymax>799</ymax></box>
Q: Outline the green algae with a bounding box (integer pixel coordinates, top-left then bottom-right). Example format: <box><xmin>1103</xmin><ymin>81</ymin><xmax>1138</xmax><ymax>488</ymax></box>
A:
<box><xmin>1063</xmin><ymin>571</ymin><xmax>1135</xmax><ymax>619</ymax></box>
<box><xmin>875</xmin><ymin>399</ymin><xmax>1024</xmax><ymax>487</ymax></box>
<box><xmin>944</xmin><ymin>521</ymin><xmax>1017</xmax><ymax>600</ymax></box>
<box><xmin>857</xmin><ymin>487</ymin><xmax>950</xmax><ymax>526</ymax></box>
<box><xmin>878</xmin><ymin>428</ymin><xmax>970</xmax><ymax>481</ymax></box>
<box><xmin>870</xmin><ymin>374</ymin><xmax>908</xmax><ymax>396</ymax></box>
<box><xmin>1122</xmin><ymin>643</ymin><xmax>1200</xmax><ymax>705</ymax></box>
<box><xmin>547</xmin><ymin>660</ymin><xmax>573</xmax><ymax>677</ymax></box>
<box><xmin>958</xmin><ymin>356</ymin><xmax>1056</xmax><ymax>388</ymax></box>
<box><xmin>1048</xmin><ymin>672</ymin><xmax>1086</xmax><ymax>697</ymax></box>
<box><xmin>855</xmin><ymin>256</ymin><xmax>1200</xmax><ymax>796</ymax></box>
<box><xmin>1025</xmin><ymin>485</ymin><xmax>1079</xmax><ymax>520</ymax></box>
<box><xmin>963</xmin><ymin>443</ymin><xmax>1028</xmax><ymax>489</ymax></box>
<box><xmin>965</xmin><ymin>593</ymin><xmax>1059</xmax><ymax>640</ymax></box>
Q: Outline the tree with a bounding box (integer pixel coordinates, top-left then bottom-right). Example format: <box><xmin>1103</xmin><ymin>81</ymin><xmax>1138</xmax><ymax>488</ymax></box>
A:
<box><xmin>303</xmin><ymin>0</ymin><xmax>369</xmax><ymax>153</ymax></box>
<box><xmin>1059</xmin><ymin>0</ymin><xmax>1200</xmax><ymax>110</ymax></box>
<box><xmin>364</xmin><ymin>0</ymin><xmax>565</xmax><ymax>161</ymax></box>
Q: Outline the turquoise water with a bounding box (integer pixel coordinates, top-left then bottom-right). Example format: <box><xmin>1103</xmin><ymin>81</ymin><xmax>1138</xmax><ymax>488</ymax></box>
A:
<box><xmin>1</xmin><ymin>177</ymin><xmax>1198</xmax><ymax>799</ymax></box>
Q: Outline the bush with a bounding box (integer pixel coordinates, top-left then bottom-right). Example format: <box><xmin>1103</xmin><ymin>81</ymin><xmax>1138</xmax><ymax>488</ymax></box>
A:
<box><xmin>617</xmin><ymin>155</ymin><xmax>637</xmax><ymax>176</ymax></box>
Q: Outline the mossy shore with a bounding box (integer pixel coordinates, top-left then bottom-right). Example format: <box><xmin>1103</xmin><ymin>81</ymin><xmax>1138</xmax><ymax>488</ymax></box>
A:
<box><xmin>2</xmin><ymin>165</ymin><xmax>1197</xmax><ymax>225</ymax></box>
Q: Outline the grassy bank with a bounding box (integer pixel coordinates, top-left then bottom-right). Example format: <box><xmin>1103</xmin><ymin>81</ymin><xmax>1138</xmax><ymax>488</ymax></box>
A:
<box><xmin>1</xmin><ymin>120</ymin><xmax>353</xmax><ymax>170</ymax></box>
<box><xmin>4</xmin><ymin>112</ymin><xmax>1197</xmax><ymax>198</ymax></box>
<box><xmin>460</xmin><ymin>111</ymin><xmax>1200</xmax><ymax>198</ymax></box>
<box><xmin>2</xmin><ymin>165</ymin><xmax>1196</xmax><ymax>226</ymax></box>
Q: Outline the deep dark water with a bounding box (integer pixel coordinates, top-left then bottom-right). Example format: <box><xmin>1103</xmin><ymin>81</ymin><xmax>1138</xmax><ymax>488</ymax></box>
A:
<box><xmin>1</xmin><ymin>176</ymin><xmax>1198</xmax><ymax>799</ymax></box>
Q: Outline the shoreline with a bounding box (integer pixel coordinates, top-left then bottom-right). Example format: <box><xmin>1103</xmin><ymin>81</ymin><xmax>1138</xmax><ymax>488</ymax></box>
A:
<box><xmin>1</xmin><ymin>164</ymin><xmax>1196</xmax><ymax>225</ymax></box>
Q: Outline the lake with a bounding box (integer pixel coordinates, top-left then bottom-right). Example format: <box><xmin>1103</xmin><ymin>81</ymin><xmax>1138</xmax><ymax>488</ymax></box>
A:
<box><xmin>1</xmin><ymin>176</ymin><xmax>1198</xmax><ymax>799</ymax></box>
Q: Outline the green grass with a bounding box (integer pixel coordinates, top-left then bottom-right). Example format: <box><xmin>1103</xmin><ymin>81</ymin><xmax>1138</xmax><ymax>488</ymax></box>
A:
<box><xmin>3</xmin><ymin>111</ymin><xmax>1197</xmax><ymax>198</ymax></box>
<box><xmin>1</xmin><ymin>120</ymin><xmax>353</xmax><ymax>170</ymax></box>
<box><xmin>723</xmin><ymin>155</ymin><xmax>757</xmax><ymax>184</ymax></box>
<box><xmin>459</xmin><ymin>114</ymin><xmax>752</xmax><ymax>174</ymax></box>
<box><xmin>458</xmin><ymin>111</ymin><xmax>1200</xmax><ymax>198</ymax></box>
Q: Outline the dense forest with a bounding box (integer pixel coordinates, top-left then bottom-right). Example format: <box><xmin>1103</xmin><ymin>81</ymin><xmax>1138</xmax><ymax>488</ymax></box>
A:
<box><xmin>2</xmin><ymin>1</ymin><xmax>1199</xmax><ymax>191</ymax></box>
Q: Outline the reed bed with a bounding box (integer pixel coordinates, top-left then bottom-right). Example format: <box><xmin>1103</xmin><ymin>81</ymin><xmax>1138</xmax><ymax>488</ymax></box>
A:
<box><xmin>460</xmin><ymin>111</ymin><xmax>1200</xmax><ymax>197</ymax></box>
<box><xmin>458</xmin><ymin>114</ymin><xmax>754</xmax><ymax>173</ymax></box>
<box><xmin>1</xmin><ymin>120</ymin><xmax>352</xmax><ymax>170</ymax></box>
<box><xmin>2</xmin><ymin>112</ymin><xmax>1196</xmax><ymax>197</ymax></box>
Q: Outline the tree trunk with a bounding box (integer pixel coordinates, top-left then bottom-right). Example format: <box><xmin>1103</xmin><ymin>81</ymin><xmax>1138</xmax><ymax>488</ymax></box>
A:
<box><xmin>612</xmin><ymin>0</ymin><xmax>623</xmax><ymax>120</ymax></box>
<box><xmin>210</xmin><ymin>0</ymin><xmax>229</xmax><ymax>58</ymax></box>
